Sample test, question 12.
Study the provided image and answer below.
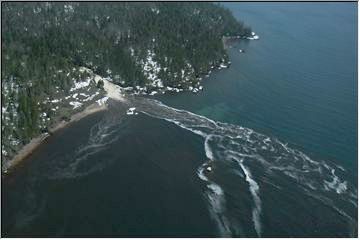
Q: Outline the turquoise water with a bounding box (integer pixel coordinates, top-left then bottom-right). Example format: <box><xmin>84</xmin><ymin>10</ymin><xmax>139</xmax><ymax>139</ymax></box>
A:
<box><xmin>2</xmin><ymin>3</ymin><xmax>357</xmax><ymax>237</ymax></box>
<box><xmin>157</xmin><ymin>3</ymin><xmax>357</xmax><ymax>182</ymax></box>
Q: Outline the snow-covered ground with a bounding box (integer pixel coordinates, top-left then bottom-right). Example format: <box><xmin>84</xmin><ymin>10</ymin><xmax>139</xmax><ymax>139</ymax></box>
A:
<box><xmin>69</xmin><ymin>101</ymin><xmax>82</xmax><ymax>109</ymax></box>
<box><xmin>141</xmin><ymin>50</ymin><xmax>164</xmax><ymax>89</ymax></box>
<box><xmin>70</xmin><ymin>77</ymin><xmax>92</xmax><ymax>92</ymax></box>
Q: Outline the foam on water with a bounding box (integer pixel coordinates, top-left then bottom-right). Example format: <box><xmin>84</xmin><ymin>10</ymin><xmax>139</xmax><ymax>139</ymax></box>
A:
<box><xmin>9</xmin><ymin>96</ymin><xmax>356</xmax><ymax>236</ymax></box>
<box><xmin>324</xmin><ymin>169</ymin><xmax>348</xmax><ymax>194</ymax></box>
<box><xmin>132</xmin><ymin>97</ymin><xmax>357</xmax><ymax>237</ymax></box>
<box><xmin>44</xmin><ymin>111</ymin><xmax>126</xmax><ymax>180</ymax></box>
<box><xmin>204</xmin><ymin>135</ymin><xmax>215</xmax><ymax>160</ymax></box>
<box><xmin>233</xmin><ymin>156</ymin><xmax>262</xmax><ymax>236</ymax></box>
<box><xmin>197</xmin><ymin>158</ymin><xmax>232</xmax><ymax>236</ymax></box>
<box><xmin>197</xmin><ymin>135</ymin><xmax>231</xmax><ymax>236</ymax></box>
<box><xmin>14</xmin><ymin>97</ymin><xmax>356</xmax><ymax>236</ymax></box>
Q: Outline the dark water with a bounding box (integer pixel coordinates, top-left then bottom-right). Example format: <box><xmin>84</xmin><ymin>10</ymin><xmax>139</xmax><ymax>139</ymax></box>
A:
<box><xmin>2</xmin><ymin>3</ymin><xmax>358</xmax><ymax>237</ymax></box>
<box><xmin>2</xmin><ymin>107</ymin><xmax>218</xmax><ymax>237</ymax></box>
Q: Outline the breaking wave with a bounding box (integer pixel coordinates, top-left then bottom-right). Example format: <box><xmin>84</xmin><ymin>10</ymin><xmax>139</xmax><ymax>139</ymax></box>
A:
<box><xmin>131</xmin><ymin>97</ymin><xmax>357</xmax><ymax>237</ymax></box>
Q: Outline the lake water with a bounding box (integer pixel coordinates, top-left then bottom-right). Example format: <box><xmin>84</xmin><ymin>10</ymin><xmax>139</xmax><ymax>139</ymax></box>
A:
<box><xmin>2</xmin><ymin>3</ymin><xmax>357</xmax><ymax>237</ymax></box>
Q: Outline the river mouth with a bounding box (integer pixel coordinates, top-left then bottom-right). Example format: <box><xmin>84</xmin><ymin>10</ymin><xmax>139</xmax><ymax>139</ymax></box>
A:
<box><xmin>2</xmin><ymin>103</ymin><xmax>217</xmax><ymax>237</ymax></box>
<box><xmin>2</xmin><ymin>2</ymin><xmax>357</xmax><ymax>237</ymax></box>
<box><xmin>2</xmin><ymin>98</ymin><xmax>357</xmax><ymax>237</ymax></box>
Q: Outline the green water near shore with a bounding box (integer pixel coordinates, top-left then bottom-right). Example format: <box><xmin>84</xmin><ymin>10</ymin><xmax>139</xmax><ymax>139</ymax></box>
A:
<box><xmin>2</xmin><ymin>3</ymin><xmax>357</xmax><ymax>237</ymax></box>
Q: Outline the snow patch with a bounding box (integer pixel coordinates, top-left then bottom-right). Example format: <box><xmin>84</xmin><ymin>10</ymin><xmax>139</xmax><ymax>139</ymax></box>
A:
<box><xmin>70</xmin><ymin>78</ymin><xmax>92</xmax><ymax>92</ymax></box>
<box><xmin>69</xmin><ymin>101</ymin><xmax>82</xmax><ymax>109</ymax></box>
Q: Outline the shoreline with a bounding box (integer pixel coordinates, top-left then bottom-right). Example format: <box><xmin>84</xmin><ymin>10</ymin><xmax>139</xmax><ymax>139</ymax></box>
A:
<box><xmin>1</xmin><ymin>53</ymin><xmax>232</xmax><ymax>175</ymax></box>
<box><xmin>2</xmin><ymin>102</ymin><xmax>108</xmax><ymax>174</ymax></box>
<box><xmin>1</xmin><ymin>57</ymin><xmax>230</xmax><ymax>175</ymax></box>
<box><xmin>2</xmin><ymin>69</ymin><xmax>127</xmax><ymax>175</ymax></box>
